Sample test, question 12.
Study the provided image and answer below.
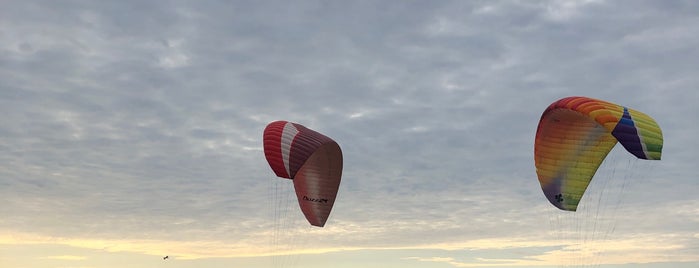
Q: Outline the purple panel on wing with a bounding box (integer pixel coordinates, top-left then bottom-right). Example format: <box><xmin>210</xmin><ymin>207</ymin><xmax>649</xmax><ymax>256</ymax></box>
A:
<box><xmin>611</xmin><ymin>108</ymin><xmax>646</xmax><ymax>159</ymax></box>
<box><xmin>542</xmin><ymin>176</ymin><xmax>565</xmax><ymax>210</ymax></box>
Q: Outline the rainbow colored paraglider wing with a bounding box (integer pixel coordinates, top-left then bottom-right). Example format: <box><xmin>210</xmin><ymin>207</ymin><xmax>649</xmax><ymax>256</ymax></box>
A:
<box><xmin>535</xmin><ymin>97</ymin><xmax>663</xmax><ymax>211</ymax></box>
<box><xmin>263</xmin><ymin>121</ymin><xmax>343</xmax><ymax>227</ymax></box>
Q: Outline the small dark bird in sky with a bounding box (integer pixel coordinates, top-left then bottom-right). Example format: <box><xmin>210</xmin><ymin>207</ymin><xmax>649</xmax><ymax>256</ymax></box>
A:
<box><xmin>163</xmin><ymin>256</ymin><xmax>169</xmax><ymax>260</ymax></box>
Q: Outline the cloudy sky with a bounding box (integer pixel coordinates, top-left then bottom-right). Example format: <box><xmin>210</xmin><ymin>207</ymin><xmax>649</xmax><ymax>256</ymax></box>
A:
<box><xmin>1</xmin><ymin>0</ymin><xmax>698</xmax><ymax>267</ymax></box>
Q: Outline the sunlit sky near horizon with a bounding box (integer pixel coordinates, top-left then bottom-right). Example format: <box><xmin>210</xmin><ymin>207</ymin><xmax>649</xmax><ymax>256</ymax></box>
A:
<box><xmin>1</xmin><ymin>1</ymin><xmax>698</xmax><ymax>268</ymax></box>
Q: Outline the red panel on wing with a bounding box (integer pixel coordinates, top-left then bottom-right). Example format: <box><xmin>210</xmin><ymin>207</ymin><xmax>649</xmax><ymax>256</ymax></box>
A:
<box><xmin>293</xmin><ymin>141</ymin><xmax>343</xmax><ymax>227</ymax></box>
<box><xmin>263</xmin><ymin>121</ymin><xmax>290</xmax><ymax>178</ymax></box>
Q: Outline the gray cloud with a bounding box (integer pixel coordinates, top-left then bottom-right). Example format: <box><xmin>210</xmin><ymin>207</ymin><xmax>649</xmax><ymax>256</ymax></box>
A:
<box><xmin>1</xmin><ymin>0</ymin><xmax>697</xmax><ymax>266</ymax></box>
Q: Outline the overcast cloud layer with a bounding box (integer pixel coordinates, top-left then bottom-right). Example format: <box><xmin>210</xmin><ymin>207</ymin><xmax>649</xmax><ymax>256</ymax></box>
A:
<box><xmin>1</xmin><ymin>1</ymin><xmax>698</xmax><ymax>268</ymax></box>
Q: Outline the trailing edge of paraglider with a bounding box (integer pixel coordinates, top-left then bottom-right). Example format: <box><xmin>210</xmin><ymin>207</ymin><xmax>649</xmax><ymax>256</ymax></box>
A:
<box><xmin>535</xmin><ymin>96</ymin><xmax>663</xmax><ymax>211</ymax></box>
<box><xmin>263</xmin><ymin>121</ymin><xmax>343</xmax><ymax>227</ymax></box>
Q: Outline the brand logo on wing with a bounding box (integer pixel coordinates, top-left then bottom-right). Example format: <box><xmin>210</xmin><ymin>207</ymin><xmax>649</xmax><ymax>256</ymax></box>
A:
<box><xmin>303</xmin><ymin>195</ymin><xmax>329</xmax><ymax>203</ymax></box>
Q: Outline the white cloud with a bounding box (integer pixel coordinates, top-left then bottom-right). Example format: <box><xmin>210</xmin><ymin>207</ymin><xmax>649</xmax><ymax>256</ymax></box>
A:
<box><xmin>44</xmin><ymin>255</ymin><xmax>87</xmax><ymax>261</ymax></box>
<box><xmin>1</xmin><ymin>1</ymin><xmax>697</xmax><ymax>267</ymax></box>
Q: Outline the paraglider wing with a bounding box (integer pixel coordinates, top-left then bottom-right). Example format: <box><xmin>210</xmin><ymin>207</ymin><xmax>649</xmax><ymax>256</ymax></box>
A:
<box><xmin>263</xmin><ymin>121</ymin><xmax>343</xmax><ymax>227</ymax></box>
<box><xmin>534</xmin><ymin>97</ymin><xmax>663</xmax><ymax>211</ymax></box>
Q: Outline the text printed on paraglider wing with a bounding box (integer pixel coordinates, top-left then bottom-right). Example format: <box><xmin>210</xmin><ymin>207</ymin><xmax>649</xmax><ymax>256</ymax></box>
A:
<box><xmin>555</xmin><ymin>194</ymin><xmax>564</xmax><ymax>203</ymax></box>
<box><xmin>303</xmin><ymin>195</ymin><xmax>329</xmax><ymax>203</ymax></box>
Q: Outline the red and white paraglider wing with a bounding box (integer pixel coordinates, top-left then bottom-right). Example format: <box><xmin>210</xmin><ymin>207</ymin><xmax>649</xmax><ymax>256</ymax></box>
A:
<box><xmin>263</xmin><ymin>121</ymin><xmax>343</xmax><ymax>227</ymax></box>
